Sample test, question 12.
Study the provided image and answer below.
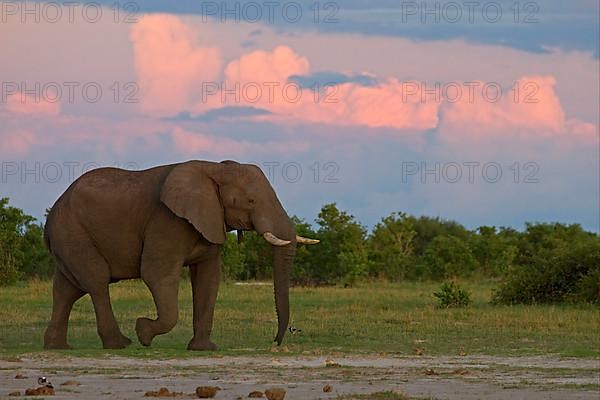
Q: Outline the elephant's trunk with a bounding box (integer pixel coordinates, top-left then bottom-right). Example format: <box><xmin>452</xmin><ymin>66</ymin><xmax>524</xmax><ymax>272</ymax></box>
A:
<box><xmin>254</xmin><ymin>210</ymin><xmax>296</xmax><ymax>346</ymax></box>
<box><xmin>272</xmin><ymin>242</ymin><xmax>296</xmax><ymax>345</ymax></box>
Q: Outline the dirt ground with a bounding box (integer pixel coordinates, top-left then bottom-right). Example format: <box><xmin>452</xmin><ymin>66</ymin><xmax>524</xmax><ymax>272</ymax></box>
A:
<box><xmin>1</xmin><ymin>354</ymin><xmax>598</xmax><ymax>399</ymax></box>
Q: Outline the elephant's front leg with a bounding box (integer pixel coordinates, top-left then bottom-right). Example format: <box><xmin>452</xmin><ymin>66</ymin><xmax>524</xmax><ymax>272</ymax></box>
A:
<box><xmin>136</xmin><ymin>261</ymin><xmax>181</xmax><ymax>347</ymax></box>
<box><xmin>188</xmin><ymin>247</ymin><xmax>221</xmax><ymax>351</ymax></box>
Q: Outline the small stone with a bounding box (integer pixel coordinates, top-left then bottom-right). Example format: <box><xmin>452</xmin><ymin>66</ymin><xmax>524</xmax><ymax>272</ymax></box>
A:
<box><xmin>8</xmin><ymin>391</ymin><xmax>20</xmax><ymax>396</ymax></box>
<box><xmin>322</xmin><ymin>384</ymin><xmax>333</xmax><ymax>393</ymax></box>
<box><xmin>196</xmin><ymin>386</ymin><xmax>220</xmax><ymax>398</ymax></box>
<box><xmin>61</xmin><ymin>380</ymin><xmax>81</xmax><ymax>386</ymax></box>
<box><xmin>414</xmin><ymin>348</ymin><xmax>424</xmax><ymax>356</ymax></box>
<box><xmin>458</xmin><ymin>348</ymin><xmax>467</xmax><ymax>356</ymax></box>
<box><xmin>248</xmin><ymin>391</ymin><xmax>264</xmax><ymax>398</ymax></box>
<box><xmin>14</xmin><ymin>373</ymin><xmax>27</xmax><ymax>379</ymax></box>
<box><xmin>424</xmin><ymin>368</ymin><xmax>437</xmax><ymax>376</ymax></box>
<box><xmin>25</xmin><ymin>386</ymin><xmax>55</xmax><ymax>396</ymax></box>
<box><xmin>144</xmin><ymin>387</ymin><xmax>185</xmax><ymax>397</ymax></box>
<box><xmin>325</xmin><ymin>358</ymin><xmax>340</xmax><ymax>367</ymax></box>
<box><xmin>453</xmin><ymin>368</ymin><xmax>469</xmax><ymax>375</ymax></box>
<box><xmin>264</xmin><ymin>388</ymin><xmax>286</xmax><ymax>400</ymax></box>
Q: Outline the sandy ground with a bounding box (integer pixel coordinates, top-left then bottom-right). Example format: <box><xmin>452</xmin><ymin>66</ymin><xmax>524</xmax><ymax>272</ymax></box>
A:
<box><xmin>1</xmin><ymin>354</ymin><xmax>598</xmax><ymax>399</ymax></box>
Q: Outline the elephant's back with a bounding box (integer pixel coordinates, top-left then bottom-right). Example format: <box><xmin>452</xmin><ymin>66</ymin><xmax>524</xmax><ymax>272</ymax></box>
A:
<box><xmin>67</xmin><ymin>165</ymin><xmax>173</xmax><ymax>232</ymax></box>
<box><xmin>45</xmin><ymin>165</ymin><xmax>176</xmax><ymax>278</ymax></box>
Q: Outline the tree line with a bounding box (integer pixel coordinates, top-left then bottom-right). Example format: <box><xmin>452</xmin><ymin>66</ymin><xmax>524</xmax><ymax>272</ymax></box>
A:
<box><xmin>1</xmin><ymin>198</ymin><xmax>598</xmax><ymax>304</ymax></box>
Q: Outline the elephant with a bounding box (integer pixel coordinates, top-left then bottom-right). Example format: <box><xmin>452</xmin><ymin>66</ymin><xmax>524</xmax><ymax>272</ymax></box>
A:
<box><xmin>42</xmin><ymin>160</ymin><xmax>319</xmax><ymax>350</ymax></box>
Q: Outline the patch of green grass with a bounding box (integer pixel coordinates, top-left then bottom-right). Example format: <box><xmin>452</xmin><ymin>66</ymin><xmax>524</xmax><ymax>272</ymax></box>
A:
<box><xmin>0</xmin><ymin>279</ymin><xmax>598</xmax><ymax>358</ymax></box>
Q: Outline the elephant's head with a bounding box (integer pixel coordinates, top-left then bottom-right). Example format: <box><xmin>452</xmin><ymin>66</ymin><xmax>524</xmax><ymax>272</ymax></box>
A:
<box><xmin>160</xmin><ymin>160</ymin><xmax>318</xmax><ymax>345</ymax></box>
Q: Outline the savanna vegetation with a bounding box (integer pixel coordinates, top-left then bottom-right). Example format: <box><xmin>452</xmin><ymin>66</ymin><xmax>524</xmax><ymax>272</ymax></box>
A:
<box><xmin>223</xmin><ymin>203</ymin><xmax>600</xmax><ymax>305</ymax></box>
<box><xmin>1</xmin><ymin>197</ymin><xmax>599</xmax><ymax>305</ymax></box>
<box><xmin>1</xmin><ymin>197</ymin><xmax>599</xmax><ymax>357</ymax></box>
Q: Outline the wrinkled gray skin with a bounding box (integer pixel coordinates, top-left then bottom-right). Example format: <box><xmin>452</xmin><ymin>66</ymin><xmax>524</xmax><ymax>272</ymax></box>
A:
<box><xmin>43</xmin><ymin>160</ymin><xmax>297</xmax><ymax>350</ymax></box>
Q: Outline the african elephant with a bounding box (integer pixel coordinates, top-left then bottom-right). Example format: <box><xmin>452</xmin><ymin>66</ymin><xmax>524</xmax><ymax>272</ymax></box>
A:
<box><xmin>43</xmin><ymin>160</ymin><xmax>318</xmax><ymax>350</ymax></box>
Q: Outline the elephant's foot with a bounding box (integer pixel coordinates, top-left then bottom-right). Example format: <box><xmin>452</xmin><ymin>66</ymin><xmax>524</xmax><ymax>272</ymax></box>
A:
<box><xmin>43</xmin><ymin>340</ymin><xmax>72</xmax><ymax>350</ymax></box>
<box><xmin>187</xmin><ymin>338</ymin><xmax>217</xmax><ymax>351</ymax></box>
<box><xmin>135</xmin><ymin>317</ymin><xmax>156</xmax><ymax>347</ymax></box>
<box><xmin>43</xmin><ymin>326</ymin><xmax>72</xmax><ymax>349</ymax></box>
<box><xmin>101</xmin><ymin>333</ymin><xmax>132</xmax><ymax>349</ymax></box>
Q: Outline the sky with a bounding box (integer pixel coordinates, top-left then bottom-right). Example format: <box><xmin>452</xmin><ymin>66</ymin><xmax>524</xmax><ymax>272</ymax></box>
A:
<box><xmin>1</xmin><ymin>0</ymin><xmax>599</xmax><ymax>232</ymax></box>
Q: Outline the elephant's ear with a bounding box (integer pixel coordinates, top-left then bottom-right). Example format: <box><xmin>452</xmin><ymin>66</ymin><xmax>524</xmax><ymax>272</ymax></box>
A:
<box><xmin>160</xmin><ymin>162</ymin><xmax>226</xmax><ymax>245</ymax></box>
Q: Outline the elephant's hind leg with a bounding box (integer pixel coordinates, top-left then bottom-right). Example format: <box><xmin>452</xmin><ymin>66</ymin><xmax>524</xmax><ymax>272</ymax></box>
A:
<box><xmin>89</xmin><ymin>286</ymin><xmax>132</xmax><ymax>349</ymax></box>
<box><xmin>44</xmin><ymin>269</ymin><xmax>85</xmax><ymax>349</ymax></box>
<box><xmin>136</xmin><ymin>264</ymin><xmax>181</xmax><ymax>346</ymax></box>
<box><xmin>69</xmin><ymin>241</ymin><xmax>131</xmax><ymax>349</ymax></box>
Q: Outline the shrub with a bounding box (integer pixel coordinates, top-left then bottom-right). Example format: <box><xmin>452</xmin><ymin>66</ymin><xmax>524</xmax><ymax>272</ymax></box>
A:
<box><xmin>221</xmin><ymin>232</ymin><xmax>246</xmax><ymax>281</ymax></box>
<box><xmin>0</xmin><ymin>250</ymin><xmax>21</xmax><ymax>286</ymax></box>
<box><xmin>0</xmin><ymin>198</ymin><xmax>53</xmax><ymax>284</ymax></box>
<box><xmin>419</xmin><ymin>235</ymin><xmax>477</xmax><ymax>279</ymax></box>
<box><xmin>433</xmin><ymin>281</ymin><xmax>472</xmax><ymax>308</ymax></box>
<box><xmin>493</xmin><ymin>223</ymin><xmax>600</xmax><ymax>304</ymax></box>
<box><xmin>407</xmin><ymin>216</ymin><xmax>470</xmax><ymax>256</ymax></box>
<box><xmin>293</xmin><ymin>204</ymin><xmax>367</xmax><ymax>285</ymax></box>
<box><xmin>468</xmin><ymin>226</ymin><xmax>518</xmax><ymax>277</ymax></box>
<box><xmin>368</xmin><ymin>212</ymin><xmax>417</xmax><ymax>281</ymax></box>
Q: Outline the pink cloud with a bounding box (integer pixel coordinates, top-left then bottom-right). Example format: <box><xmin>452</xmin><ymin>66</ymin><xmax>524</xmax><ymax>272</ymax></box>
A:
<box><xmin>225</xmin><ymin>45</ymin><xmax>310</xmax><ymax>84</ymax></box>
<box><xmin>220</xmin><ymin>46</ymin><xmax>438</xmax><ymax>131</ymax></box>
<box><xmin>0</xmin><ymin>129</ymin><xmax>40</xmax><ymax>154</ymax></box>
<box><xmin>5</xmin><ymin>93</ymin><xmax>60</xmax><ymax>116</ymax></box>
<box><xmin>566</xmin><ymin>119</ymin><xmax>599</xmax><ymax>144</ymax></box>
<box><xmin>130</xmin><ymin>14</ymin><xmax>222</xmax><ymax>116</ymax></box>
<box><xmin>303</xmin><ymin>79</ymin><xmax>439</xmax><ymax>130</ymax></box>
<box><xmin>123</xmin><ymin>16</ymin><xmax>595</xmax><ymax>143</ymax></box>
<box><xmin>439</xmin><ymin>76</ymin><xmax>567</xmax><ymax>139</ymax></box>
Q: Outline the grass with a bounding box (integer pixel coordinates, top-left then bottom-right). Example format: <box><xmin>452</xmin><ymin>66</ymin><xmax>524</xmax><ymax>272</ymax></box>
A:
<box><xmin>0</xmin><ymin>279</ymin><xmax>598</xmax><ymax>358</ymax></box>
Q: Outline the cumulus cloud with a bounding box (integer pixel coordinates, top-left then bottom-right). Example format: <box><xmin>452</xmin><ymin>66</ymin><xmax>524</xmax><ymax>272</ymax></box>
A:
<box><xmin>219</xmin><ymin>46</ymin><xmax>439</xmax><ymax>131</ymax></box>
<box><xmin>566</xmin><ymin>119</ymin><xmax>599</xmax><ymax>144</ymax></box>
<box><xmin>439</xmin><ymin>76</ymin><xmax>568</xmax><ymax>139</ymax></box>
<box><xmin>4</xmin><ymin>92</ymin><xmax>60</xmax><ymax>116</ymax></box>
<box><xmin>130</xmin><ymin>14</ymin><xmax>222</xmax><ymax>116</ymax></box>
<box><xmin>128</xmin><ymin>16</ymin><xmax>595</xmax><ymax>139</ymax></box>
<box><xmin>0</xmin><ymin>129</ymin><xmax>41</xmax><ymax>155</ymax></box>
<box><xmin>225</xmin><ymin>45</ymin><xmax>310</xmax><ymax>85</ymax></box>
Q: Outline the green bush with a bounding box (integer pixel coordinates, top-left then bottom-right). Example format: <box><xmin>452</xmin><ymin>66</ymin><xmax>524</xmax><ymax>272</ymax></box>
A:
<box><xmin>419</xmin><ymin>235</ymin><xmax>477</xmax><ymax>279</ymax></box>
<box><xmin>407</xmin><ymin>216</ymin><xmax>471</xmax><ymax>257</ymax></box>
<box><xmin>368</xmin><ymin>212</ymin><xmax>417</xmax><ymax>281</ymax></box>
<box><xmin>468</xmin><ymin>226</ymin><xmax>518</xmax><ymax>277</ymax></box>
<box><xmin>292</xmin><ymin>204</ymin><xmax>367</xmax><ymax>285</ymax></box>
<box><xmin>569</xmin><ymin>268</ymin><xmax>600</xmax><ymax>304</ymax></box>
<box><xmin>221</xmin><ymin>232</ymin><xmax>245</xmax><ymax>281</ymax></box>
<box><xmin>493</xmin><ymin>223</ymin><xmax>600</xmax><ymax>304</ymax></box>
<box><xmin>0</xmin><ymin>250</ymin><xmax>21</xmax><ymax>285</ymax></box>
<box><xmin>433</xmin><ymin>281</ymin><xmax>472</xmax><ymax>308</ymax></box>
<box><xmin>0</xmin><ymin>198</ymin><xmax>54</xmax><ymax>285</ymax></box>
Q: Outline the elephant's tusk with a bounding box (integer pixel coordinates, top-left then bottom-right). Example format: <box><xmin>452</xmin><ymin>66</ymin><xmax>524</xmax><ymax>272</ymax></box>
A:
<box><xmin>263</xmin><ymin>232</ymin><xmax>291</xmax><ymax>246</ymax></box>
<box><xmin>296</xmin><ymin>235</ymin><xmax>320</xmax><ymax>245</ymax></box>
